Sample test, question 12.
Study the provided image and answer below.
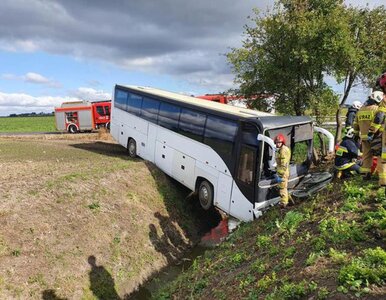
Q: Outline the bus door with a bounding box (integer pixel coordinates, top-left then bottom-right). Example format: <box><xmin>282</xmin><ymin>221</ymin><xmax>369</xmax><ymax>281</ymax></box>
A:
<box><xmin>234</xmin><ymin>122</ymin><xmax>260</xmax><ymax>203</ymax></box>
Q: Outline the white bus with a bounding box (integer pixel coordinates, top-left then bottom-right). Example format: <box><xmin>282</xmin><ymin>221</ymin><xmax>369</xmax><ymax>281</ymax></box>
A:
<box><xmin>111</xmin><ymin>85</ymin><xmax>332</xmax><ymax>222</ymax></box>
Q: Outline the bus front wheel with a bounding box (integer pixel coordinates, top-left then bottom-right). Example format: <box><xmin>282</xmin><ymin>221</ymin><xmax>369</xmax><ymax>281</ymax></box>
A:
<box><xmin>128</xmin><ymin>138</ymin><xmax>137</xmax><ymax>158</ymax></box>
<box><xmin>198</xmin><ymin>180</ymin><xmax>213</xmax><ymax>210</ymax></box>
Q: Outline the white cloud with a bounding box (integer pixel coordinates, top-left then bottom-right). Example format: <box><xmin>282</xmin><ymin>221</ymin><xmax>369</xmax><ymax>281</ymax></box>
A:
<box><xmin>24</xmin><ymin>72</ymin><xmax>50</xmax><ymax>84</ymax></box>
<box><xmin>1</xmin><ymin>72</ymin><xmax>62</xmax><ymax>88</ymax></box>
<box><xmin>68</xmin><ymin>87</ymin><xmax>111</xmax><ymax>101</ymax></box>
<box><xmin>0</xmin><ymin>87</ymin><xmax>111</xmax><ymax>116</ymax></box>
<box><xmin>0</xmin><ymin>92</ymin><xmax>65</xmax><ymax>108</ymax></box>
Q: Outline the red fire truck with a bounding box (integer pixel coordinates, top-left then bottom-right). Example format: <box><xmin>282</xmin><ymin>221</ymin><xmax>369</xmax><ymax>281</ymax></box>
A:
<box><xmin>55</xmin><ymin>100</ymin><xmax>111</xmax><ymax>133</ymax></box>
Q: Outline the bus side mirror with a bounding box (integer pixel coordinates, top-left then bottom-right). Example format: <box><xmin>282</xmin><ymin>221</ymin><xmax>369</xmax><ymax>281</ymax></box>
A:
<box><xmin>257</xmin><ymin>134</ymin><xmax>277</xmax><ymax>171</ymax></box>
<box><xmin>314</xmin><ymin>126</ymin><xmax>335</xmax><ymax>154</ymax></box>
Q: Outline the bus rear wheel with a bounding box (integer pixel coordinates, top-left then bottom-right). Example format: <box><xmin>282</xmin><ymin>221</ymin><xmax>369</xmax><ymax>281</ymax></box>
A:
<box><xmin>198</xmin><ymin>180</ymin><xmax>213</xmax><ymax>210</ymax></box>
<box><xmin>68</xmin><ymin>125</ymin><xmax>78</xmax><ymax>134</ymax></box>
<box><xmin>128</xmin><ymin>138</ymin><xmax>137</xmax><ymax>158</ymax></box>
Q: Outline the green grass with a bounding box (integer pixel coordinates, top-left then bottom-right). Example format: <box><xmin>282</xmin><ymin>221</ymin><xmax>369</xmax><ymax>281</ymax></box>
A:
<box><xmin>0</xmin><ymin>116</ymin><xmax>56</xmax><ymax>132</ymax></box>
<box><xmin>154</xmin><ymin>177</ymin><xmax>386</xmax><ymax>300</ymax></box>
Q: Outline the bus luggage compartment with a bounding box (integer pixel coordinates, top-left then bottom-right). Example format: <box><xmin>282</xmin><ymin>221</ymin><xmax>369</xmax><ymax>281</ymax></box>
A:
<box><xmin>291</xmin><ymin>171</ymin><xmax>332</xmax><ymax>198</ymax></box>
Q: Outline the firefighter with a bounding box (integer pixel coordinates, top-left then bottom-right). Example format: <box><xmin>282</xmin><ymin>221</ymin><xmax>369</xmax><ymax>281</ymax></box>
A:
<box><xmin>353</xmin><ymin>91</ymin><xmax>383</xmax><ymax>177</ymax></box>
<box><xmin>367</xmin><ymin>90</ymin><xmax>386</xmax><ymax>141</ymax></box>
<box><xmin>374</xmin><ymin>73</ymin><xmax>386</xmax><ymax>190</ymax></box>
<box><xmin>273</xmin><ymin>134</ymin><xmax>292</xmax><ymax>208</ymax></box>
<box><xmin>334</xmin><ymin>128</ymin><xmax>361</xmax><ymax>178</ymax></box>
<box><xmin>345</xmin><ymin>101</ymin><xmax>362</xmax><ymax>129</ymax></box>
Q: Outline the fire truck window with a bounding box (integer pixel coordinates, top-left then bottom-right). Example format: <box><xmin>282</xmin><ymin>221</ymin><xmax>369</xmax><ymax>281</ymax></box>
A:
<box><xmin>105</xmin><ymin>106</ymin><xmax>110</xmax><ymax>115</ymax></box>
<box><xmin>237</xmin><ymin>145</ymin><xmax>255</xmax><ymax>185</ymax></box>
<box><xmin>96</xmin><ymin>106</ymin><xmax>105</xmax><ymax>115</ymax></box>
<box><xmin>65</xmin><ymin>112</ymin><xmax>78</xmax><ymax>123</ymax></box>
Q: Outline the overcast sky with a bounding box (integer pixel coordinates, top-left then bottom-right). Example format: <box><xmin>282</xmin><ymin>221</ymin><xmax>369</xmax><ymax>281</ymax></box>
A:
<box><xmin>0</xmin><ymin>0</ymin><xmax>383</xmax><ymax>116</ymax></box>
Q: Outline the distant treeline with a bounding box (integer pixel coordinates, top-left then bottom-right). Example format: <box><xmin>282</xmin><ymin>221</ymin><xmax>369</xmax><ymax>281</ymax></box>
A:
<box><xmin>8</xmin><ymin>112</ymin><xmax>54</xmax><ymax>117</ymax></box>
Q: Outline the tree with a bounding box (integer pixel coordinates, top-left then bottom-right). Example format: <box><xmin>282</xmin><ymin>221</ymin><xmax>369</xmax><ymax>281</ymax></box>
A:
<box><xmin>227</xmin><ymin>0</ymin><xmax>350</xmax><ymax>118</ymax></box>
<box><xmin>333</xmin><ymin>5</ymin><xmax>386</xmax><ymax>142</ymax></box>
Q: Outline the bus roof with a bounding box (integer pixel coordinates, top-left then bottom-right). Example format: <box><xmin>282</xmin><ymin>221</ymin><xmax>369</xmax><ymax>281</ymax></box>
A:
<box><xmin>258</xmin><ymin>115</ymin><xmax>312</xmax><ymax>130</ymax></box>
<box><xmin>119</xmin><ymin>85</ymin><xmax>273</xmax><ymax>118</ymax></box>
<box><xmin>116</xmin><ymin>85</ymin><xmax>312</xmax><ymax>129</ymax></box>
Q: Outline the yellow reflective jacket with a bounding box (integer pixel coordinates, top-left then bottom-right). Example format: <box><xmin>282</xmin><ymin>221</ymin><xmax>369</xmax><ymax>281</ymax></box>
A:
<box><xmin>353</xmin><ymin>103</ymin><xmax>379</xmax><ymax>140</ymax></box>
<box><xmin>369</xmin><ymin>97</ymin><xmax>386</xmax><ymax>135</ymax></box>
<box><xmin>276</xmin><ymin>145</ymin><xmax>291</xmax><ymax>176</ymax></box>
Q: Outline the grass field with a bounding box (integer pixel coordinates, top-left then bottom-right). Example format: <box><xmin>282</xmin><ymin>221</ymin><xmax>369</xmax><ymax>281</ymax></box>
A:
<box><xmin>0</xmin><ymin>116</ymin><xmax>56</xmax><ymax>132</ymax></box>
<box><xmin>158</xmin><ymin>177</ymin><xmax>386</xmax><ymax>299</ymax></box>
<box><xmin>0</xmin><ymin>135</ymin><xmax>200</xmax><ymax>299</ymax></box>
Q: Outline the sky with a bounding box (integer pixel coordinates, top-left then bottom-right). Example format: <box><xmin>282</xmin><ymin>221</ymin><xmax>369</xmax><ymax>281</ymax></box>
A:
<box><xmin>0</xmin><ymin>0</ymin><xmax>383</xmax><ymax>116</ymax></box>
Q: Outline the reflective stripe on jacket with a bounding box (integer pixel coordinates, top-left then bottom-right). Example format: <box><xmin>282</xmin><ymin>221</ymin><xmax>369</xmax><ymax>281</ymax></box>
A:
<box><xmin>335</xmin><ymin>137</ymin><xmax>360</xmax><ymax>168</ymax></box>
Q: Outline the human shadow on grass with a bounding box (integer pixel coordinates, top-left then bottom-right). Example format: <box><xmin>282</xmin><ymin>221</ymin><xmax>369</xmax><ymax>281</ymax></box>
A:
<box><xmin>88</xmin><ymin>255</ymin><xmax>121</xmax><ymax>300</ymax></box>
<box><xmin>145</xmin><ymin>162</ymin><xmax>222</xmax><ymax>264</ymax></box>
<box><xmin>71</xmin><ymin>142</ymin><xmax>131</xmax><ymax>160</ymax></box>
<box><xmin>41</xmin><ymin>289</ymin><xmax>68</xmax><ymax>300</ymax></box>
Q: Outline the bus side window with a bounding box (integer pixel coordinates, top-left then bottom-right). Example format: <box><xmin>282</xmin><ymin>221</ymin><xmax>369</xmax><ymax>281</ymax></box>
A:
<box><xmin>158</xmin><ymin>102</ymin><xmax>181</xmax><ymax>131</ymax></box>
<box><xmin>105</xmin><ymin>106</ymin><xmax>110</xmax><ymax>116</ymax></box>
<box><xmin>115</xmin><ymin>89</ymin><xmax>128</xmax><ymax>111</ymax></box>
<box><xmin>204</xmin><ymin>116</ymin><xmax>238</xmax><ymax>159</ymax></box>
<box><xmin>141</xmin><ymin>97</ymin><xmax>160</xmax><ymax>122</ymax></box>
<box><xmin>127</xmin><ymin>92</ymin><xmax>143</xmax><ymax>116</ymax></box>
<box><xmin>179</xmin><ymin>108</ymin><xmax>206</xmax><ymax>142</ymax></box>
<box><xmin>237</xmin><ymin>145</ymin><xmax>255</xmax><ymax>185</ymax></box>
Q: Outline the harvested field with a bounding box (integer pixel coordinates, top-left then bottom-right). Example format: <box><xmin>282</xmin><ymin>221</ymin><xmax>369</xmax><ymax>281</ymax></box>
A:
<box><xmin>0</xmin><ymin>134</ymin><xmax>201</xmax><ymax>299</ymax></box>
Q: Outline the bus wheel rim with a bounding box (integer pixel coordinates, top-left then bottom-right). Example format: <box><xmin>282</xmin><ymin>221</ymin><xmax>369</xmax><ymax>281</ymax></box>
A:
<box><xmin>200</xmin><ymin>186</ymin><xmax>209</xmax><ymax>205</ymax></box>
<box><xmin>129</xmin><ymin>142</ymin><xmax>135</xmax><ymax>155</ymax></box>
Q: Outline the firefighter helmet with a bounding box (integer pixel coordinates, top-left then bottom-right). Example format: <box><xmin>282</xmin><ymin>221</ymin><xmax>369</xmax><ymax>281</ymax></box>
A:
<box><xmin>370</xmin><ymin>91</ymin><xmax>384</xmax><ymax>103</ymax></box>
<box><xmin>345</xmin><ymin>127</ymin><xmax>355</xmax><ymax>139</ymax></box>
<box><xmin>274</xmin><ymin>133</ymin><xmax>286</xmax><ymax>145</ymax></box>
<box><xmin>351</xmin><ymin>101</ymin><xmax>362</xmax><ymax>109</ymax></box>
